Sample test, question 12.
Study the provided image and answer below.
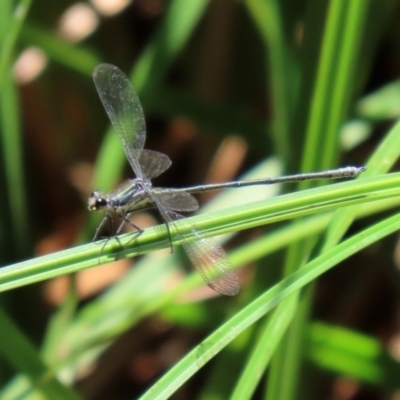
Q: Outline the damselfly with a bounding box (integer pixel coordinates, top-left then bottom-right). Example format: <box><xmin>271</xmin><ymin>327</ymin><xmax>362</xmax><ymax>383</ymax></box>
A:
<box><xmin>88</xmin><ymin>64</ymin><xmax>366</xmax><ymax>296</ymax></box>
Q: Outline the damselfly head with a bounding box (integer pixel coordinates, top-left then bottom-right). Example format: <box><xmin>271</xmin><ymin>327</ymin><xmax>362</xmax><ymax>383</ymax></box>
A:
<box><xmin>88</xmin><ymin>190</ymin><xmax>108</xmax><ymax>211</ymax></box>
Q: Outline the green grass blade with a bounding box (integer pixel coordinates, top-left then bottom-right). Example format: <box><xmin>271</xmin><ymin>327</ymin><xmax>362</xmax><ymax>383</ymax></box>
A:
<box><xmin>138</xmin><ymin>211</ymin><xmax>400</xmax><ymax>400</ymax></box>
<box><xmin>132</xmin><ymin>0</ymin><xmax>210</xmax><ymax>94</ymax></box>
<box><xmin>0</xmin><ymin>0</ymin><xmax>31</xmax><ymax>90</ymax></box>
<box><xmin>0</xmin><ymin>308</ymin><xmax>82</xmax><ymax>400</ymax></box>
<box><xmin>0</xmin><ymin>72</ymin><xmax>30</xmax><ymax>255</ymax></box>
<box><xmin>301</xmin><ymin>1</ymin><xmax>366</xmax><ymax>174</ymax></box>
<box><xmin>269</xmin><ymin>2</ymin><xmax>374</xmax><ymax>399</ymax></box>
<box><xmin>231</xmin><ymin>295</ymin><xmax>298</xmax><ymax>400</ymax></box>
<box><xmin>20</xmin><ymin>23</ymin><xmax>100</xmax><ymax>75</ymax></box>
<box><xmin>308</xmin><ymin>322</ymin><xmax>400</xmax><ymax>387</ymax></box>
<box><xmin>1</xmin><ymin>173</ymin><xmax>399</xmax><ymax>293</ymax></box>
<box><xmin>245</xmin><ymin>0</ymin><xmax>291</xmax><ymax>160</ymax></box>
<box><xmin>323</xmin><ymin>113</ymin><xmax>400</xmax><ymax>250</ymax></box>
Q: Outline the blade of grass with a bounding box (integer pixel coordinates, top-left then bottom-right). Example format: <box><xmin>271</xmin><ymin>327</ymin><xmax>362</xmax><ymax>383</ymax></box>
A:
<box><xmin>245</xmin><ymin>0</ymin><xmax>292</xmax><ymax>160</ymax></box>
<box><xmin>20</xmin><ymin>23</ymin><xmax>100</xmax><ymax>76</ymax></box>
<box><xmin>138</xmin><ymin>211</ymin><xmax>400</xmax><ymax>400</ymax></box>
<box><xmin>269</xmin><ymin>2</ymin><xmax>372</xmax><ymax>399</ymax></box>
<box><xmin>300</xmin><ymin>1</ymin><xmax>366</xmax><ymax>176</ymax></box>
<box><xmin>0</xmin><ymin>72</ymin><xmax>30</xmax><ymax>256</ymax></box>
<box><xmin>0</xmin><ymin>0</ymin><xmax>31</xmax><ymax>90</ymax></box>
<box><xmin>230</xmin><ymin>295</ymin><xmax>298</xmax><ymax>400</ymax></box>
<box><xmin>0</xmin><ymin>0</ymin><xmax>31</xmax><ymax>258</ymax></box>
<box><xmin>132</xmin><ymin>0</ymin><xmax>210</xmax><ymax>95</ymax></box>
<box><xmin>0</xmin><ymin>308</ymin><xmax>82</xmax><ymax>400</ymax></box>
<box><xmin>324</xmin><ymin>114</ymin><xmax>400</xmax><ymax>249</ymax></box>
<box><xmin>229</xmin><ymin>190</ymin><xmax>400</xmax><ymax>268</ymax></box>
<box><xmin>1</xmin><ymin>173</ymin><xmax>398</xmax><ymax>294</ymax></box>
<box><xmin>308</xmin><ymin>322</ymin><xmax>400</xmax><ymax>388</ymax></box>
<box><xmin>309</xmin><ymin>322</ymin><xmax>382</xmax><ymax>383</ymax></box>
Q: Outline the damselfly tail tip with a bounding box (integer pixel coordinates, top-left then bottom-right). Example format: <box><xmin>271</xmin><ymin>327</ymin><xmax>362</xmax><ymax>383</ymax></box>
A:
<box><xmin>357</xmin><ymin>166</ymin><xmax>367</xmax><ymax>174</ymax></box>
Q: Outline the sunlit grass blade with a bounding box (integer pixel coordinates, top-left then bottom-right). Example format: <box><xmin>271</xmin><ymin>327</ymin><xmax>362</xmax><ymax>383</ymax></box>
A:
<box><xmin>231</xmin><ymin>295</ymin><xmax>298</xmax><ymax>400</ymax></box>
<box><xmin>1</xmin><ymin>173</ymin><xmax>399</xmax><ymax>293</ymax></box>
<box><xmin>139</xmin><ymin>211</ymin><xmax>400</xmax><ymax>400</ymax></box>
<box><xmin>308</xmin><ymin>322</ymin><xmax>400</xmax><ymax>387</ymax></box>
<box><xmin>323</xmin><ymin>113</ymin><xmax>400</xmax><ymax>250</ymax></box>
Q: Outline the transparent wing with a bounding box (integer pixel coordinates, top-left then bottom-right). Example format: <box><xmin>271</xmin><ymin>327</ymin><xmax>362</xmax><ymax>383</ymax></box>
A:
<box><xmin>168</xmin><ymin>211</ymin><xmax>239</xmax><ymax>296</ymax></box>
<box><xmin>152</xmin><ymin>197</ymin><xmax>239</xmax><ymax>296</ymax></box>
<box><xmin>155</xmin><ymin>190</ymin><xmax>199</xmax><ymax>212</ymax></box>
<box><xmin>93</xmin><ymin>64</ymin><xmax>145</xmax><ymax>177</ymax></box>
<box><xmin>138</xmin><ymin>149</ymin><xmax>172</xmax><ymax>179</ymax></box>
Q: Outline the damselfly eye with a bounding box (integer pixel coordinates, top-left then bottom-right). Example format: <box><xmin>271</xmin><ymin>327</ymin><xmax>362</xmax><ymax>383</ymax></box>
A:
<box><xmin>88</xmin><ymin>191</ymin><xmax>107</xmax><ymax>211</ymax></box>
